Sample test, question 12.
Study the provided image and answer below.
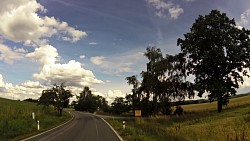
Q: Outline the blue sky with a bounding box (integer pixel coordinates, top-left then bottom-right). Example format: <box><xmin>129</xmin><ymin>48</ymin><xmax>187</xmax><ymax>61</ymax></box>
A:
<box><xmin>0</xmin><ymin>0</ymin><xmax>250</xmax><ymax>102</ymax></box>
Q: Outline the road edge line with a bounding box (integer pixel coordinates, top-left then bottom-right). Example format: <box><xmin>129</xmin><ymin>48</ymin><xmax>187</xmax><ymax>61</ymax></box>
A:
<box><xmin>101</xmin><ymin>118</ymin><xmax>124</xmax><ymax>141</ymax></box>
<box><xmin>21</xmin><ymin>111</ymin><xmax>74</xmax><ymax>141</ymax></box>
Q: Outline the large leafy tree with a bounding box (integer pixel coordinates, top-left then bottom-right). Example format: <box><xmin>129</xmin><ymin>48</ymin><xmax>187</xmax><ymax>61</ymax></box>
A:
<box><xmin>142</xmin><ymin>47</ymin><xmax>164</xmax><ymax>114</ymax></box>
<box><xmin>39</xmin><ymin>83</ymin><xmax>72</xmax><ymax>115</ymax></box>
<box><xmin>159</xmin><ymin>54</ymin><xmax>194</xmax><ymax>114</ymax></box>
<box><xmin>75</xmin><ymin>87</ymin><xmax>97</xmax><ymax>113</ymax></box>
<box><xmin>177</xmin><ymin>10</ymin><xmax>250</xmax><ymax>112</ymax></box>
<box><xmin>75</xmin><ymin>86</ymin><xmax>107</xmax><ymax>113</ymax></box>
<box><xmin>126</xmin><ymin>47</ymin><xmax>165</xmax><ymax>115</ymax></box>
<box><xmin>126</xmin><ymin>47</ymin><xmax>193</xmax><ymax>116</ymax></box>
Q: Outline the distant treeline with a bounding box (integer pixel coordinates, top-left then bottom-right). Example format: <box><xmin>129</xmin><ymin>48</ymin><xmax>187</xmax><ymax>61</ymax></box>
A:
<box><xmin>173</xmin><ymin>99</ymin><xmax>209</xmax><ymax>106</ymax></box>
<box><xmin>23</xmin><ymin>98</ymin><xmax>38</xmax><ymax>103</ymax></box>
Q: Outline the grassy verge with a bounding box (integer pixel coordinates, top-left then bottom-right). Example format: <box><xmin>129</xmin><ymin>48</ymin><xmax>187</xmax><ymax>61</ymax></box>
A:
<box><xmin>0</xmin><ymin>98</ymin><xmax>71</xmax><ymax>141</ymax></box>
<box><xmin>106</xmin><ymin>95</ymin><xmax>250</xmax><ymax>141</ymax></box>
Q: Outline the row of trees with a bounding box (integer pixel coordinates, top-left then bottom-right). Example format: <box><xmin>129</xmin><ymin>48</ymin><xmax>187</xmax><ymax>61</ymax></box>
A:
<box><xmin>74</xmin><ymin>87</ymin><xmax>109</xmax><ymax>113</ymax></box>
<box><xmin>38</xmin><ymin>84</ymin><xmax>130</xmax><ymax>116</ymax></box>
<box><xmin>38</xmin><ymin>84</ymin><xmax>110</xmax><ymax>115</ymax></box>
<box><xmin>73</xmin><ymin>87</ymin><xmax>130</xmax><ymax>114</ymax></box>
<box><xmin>126</xmin><ymin>10</ymin><xmax>250</xmax><ymax>115</ymax></box>
<box><xmin>37</xmin><ymin>82</ymin><xmax>185</xmax><ymax>116</ymax></box>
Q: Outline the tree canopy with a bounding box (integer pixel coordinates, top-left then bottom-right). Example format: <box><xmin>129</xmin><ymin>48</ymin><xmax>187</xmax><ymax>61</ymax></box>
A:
<box><xmin>111</xmin><ymin>97</ymin><xmax>128</xmax><ymax>115</ymax></box>
<box><xmin>177</xmin><ymin>10</ymin><xmax>250</xmax><ymax>112</ymax></box>
<box><xmin>126</xmin><ymin>47</ymin><xmax>193</xmax><ymax>116</ymax></box>
<box><xmin>74</xmin><ymin>86</ymin><xmax>108</xmax><ymax>113</ymax></box>
<box><xmin>39</xmin><ymin>83</ymin><xmax>72</xmax><ymax>115</ymax></box>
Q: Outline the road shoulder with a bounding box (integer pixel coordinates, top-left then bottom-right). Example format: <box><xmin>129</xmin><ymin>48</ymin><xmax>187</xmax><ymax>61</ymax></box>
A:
<box><xmin>21</xmin><ymin>111</ymin><xmax>74</xmax><ymax>141</ymax></box>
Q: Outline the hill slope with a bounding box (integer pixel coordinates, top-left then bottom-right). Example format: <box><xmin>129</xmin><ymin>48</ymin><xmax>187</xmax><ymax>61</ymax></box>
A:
<box><xmin>0</xmin><ymin>98</ymin><xmax>71</xmax><ymax>141</ymax></box>
<box><xmin>183</xmin><ymin>94</ymin><xmax>250</xmax><ymax>112</ymax></box>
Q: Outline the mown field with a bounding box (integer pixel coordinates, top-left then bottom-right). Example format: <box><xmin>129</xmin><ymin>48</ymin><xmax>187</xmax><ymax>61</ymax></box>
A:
<box><xmin>107</xmin><ymin>95</ymin><xmax>250</xmax><ymax>141</ymax></box>
<box><xmin>0</xmin><ymin>98</ymin><xmax>71</xmax><ymax>141</ymax></box>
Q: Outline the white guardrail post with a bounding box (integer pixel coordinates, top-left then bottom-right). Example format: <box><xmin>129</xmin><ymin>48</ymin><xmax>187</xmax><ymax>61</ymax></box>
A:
<box><xmin>32</xmin><ymin>112</ymin><xmax>35</xmax><ymax>119</ymax></box>
<box><xmin>37</xmin><ymin>120</ymin><xmax>40</xmax><ymax>130</ymax></box>
<box><xmin>123</xmin><ymin>121</ymin><xmax>125</xmax><ymax>129</ymax></box>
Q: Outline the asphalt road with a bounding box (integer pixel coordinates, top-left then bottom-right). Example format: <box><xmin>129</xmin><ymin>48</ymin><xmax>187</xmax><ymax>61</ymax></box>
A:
<box><xmin>23</xmin><ymin>111</ymin><xmax>122</xmax><ymax>141</ymax></box>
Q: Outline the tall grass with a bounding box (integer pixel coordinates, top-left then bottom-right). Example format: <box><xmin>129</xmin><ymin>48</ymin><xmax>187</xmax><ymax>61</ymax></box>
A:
<box><xmin>107</xmin><ymin>95</ymin><xmax>250</xmax><ymax>141</ymax></box>
<box><xmin>0</xmin><ymin>98</ymin><xmax>71</xmax><ymax>141</ymax></box>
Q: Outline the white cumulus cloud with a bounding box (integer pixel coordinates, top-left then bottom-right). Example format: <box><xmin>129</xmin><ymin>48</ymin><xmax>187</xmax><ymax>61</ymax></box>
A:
<box><xmin>0</xmin><ymin>44</ymin><xmax>26</xmax><ymax>64</ymax></box>
<box><xmin>90</xmin><ymin>56</ymin><xmax>106</xmax><ymax>65</ymax></box>
<box><xmin>0</xmin><ymin>74</ymin><xmax>45</xmax><ymax>100</ymax></box>
<box><xmin>21</xmin><ymin>81</ymin><xmax>43</xmax><ymax>88</ymax></box>
<box><xmin>90</xmin><ymin>51</ymin><xmax>146</xmax><ymax>75</ymax></box>
<box><xmin>0</xmin><ymin>0</ymin><xmax>86</xmax><ymax>46</ymax></box>
<box><xmin>106</xmin><ymin>90</ymin><xmax>125</xmax><ymax>104</ymax></box>
<box><xmin>33</xmin><ymin>60</ymin><xmax>104</xmax><ymax>87</ymax></box>
<box><xmin>26</xmin><ymin>44</ymin><xmax>103</xmax><ymax>89</ymax></box>
<box><xmin>26</xmin><ymin>45</ymin><xmax>59</xmax><ymax>66</ymax></box>
<box><xmin>146</xmin><ymin>0</ymin><xmax>184</xmax><ymax>19</ymax></box>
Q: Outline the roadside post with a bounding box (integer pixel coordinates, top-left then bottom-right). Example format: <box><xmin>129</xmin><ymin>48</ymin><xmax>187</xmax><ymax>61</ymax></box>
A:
<box><xmin>123</xmin><ymin>121</ymin><xmax>126</xmax><ymax>129</ymax></box>
<box><xmin>37</xmin><ymin>120</ymin><xmax>40</xmax><ymax>130</ymax></box>
<box><xmin>32</xmin><ymin>112</ymin><xmax>35</xmax><ymax>119</ymax></box>
<box><xmin>134</xmin><ymin>110</ymin><xmax>142</xmax><ymax>124</ymax></box>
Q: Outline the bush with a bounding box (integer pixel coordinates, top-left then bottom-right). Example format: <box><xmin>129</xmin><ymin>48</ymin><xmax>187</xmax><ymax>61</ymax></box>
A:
<box><xmin>174</xmin><ymin>105</ymin><xmax>184</xmax><ymax>115</ymax></box>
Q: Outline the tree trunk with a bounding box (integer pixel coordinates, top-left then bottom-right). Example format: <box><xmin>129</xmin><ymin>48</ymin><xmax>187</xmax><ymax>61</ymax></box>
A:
<box><xmin>217</xmin><ymin>95</ymin><xmax>223</xmax><ymax>113</ymax></box>
<box><xmin>57</xmin><ymin>107</ymin><xmax>63</xmax><ymax>116</ymax></box>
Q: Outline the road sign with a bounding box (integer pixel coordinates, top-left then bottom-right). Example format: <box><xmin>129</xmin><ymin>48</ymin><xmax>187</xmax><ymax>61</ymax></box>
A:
<box><xmin>134</xmin><ymin>110</ymin><xmax>141</xmax><ymax>117</ymax></box>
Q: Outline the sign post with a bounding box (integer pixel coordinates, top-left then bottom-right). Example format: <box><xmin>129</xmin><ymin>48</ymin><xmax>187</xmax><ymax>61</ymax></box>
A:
<box><xmin>134</xmin><ymin>110</ymin><xmax>142</xmax><ymax>124</ymax></box>
<box><xmin>134</xmin><ymin>110</ymin><xmax>141</xmax><ymax>117</ymax></box>
<box><xmin>37</xmin><ymin>120</ymin><xmax>40</xmax><ymax>130</ymax></box>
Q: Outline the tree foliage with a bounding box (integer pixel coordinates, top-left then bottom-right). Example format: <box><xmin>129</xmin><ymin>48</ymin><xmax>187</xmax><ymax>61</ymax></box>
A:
<box><xmin>177</xmin><ymin>10</ymin><xmax>250</xmax><ymax>112</ymax></box>
<box><xmin>126</xmin><ymin>76</ymin><xmax>140</xmax><ymax>111</ymax></box>
<box><xmin>39</xmin><ymin>83</ymin><xmax>72</xmax><ymax>116</ymax></box>
<box><xmin>74</xmin><ymin>86</ymin><xmax>108</xmax><ymax>113</ymax></box>
<box><xmin>126</xmin><ymin>47</ymin><xmax>193</xmax><ymax>116</ymax></box>
<box><xmin>111</xmin><ymin>97</ymin><xmax>128</xmax><ymax>115</ymax></box>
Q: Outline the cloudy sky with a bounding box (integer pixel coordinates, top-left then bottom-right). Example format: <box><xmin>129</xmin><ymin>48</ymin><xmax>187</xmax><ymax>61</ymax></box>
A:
<box><xmin>1</xmin><ymin>0</ymin><xmax>250</xmax><ymax>103</ymax></box>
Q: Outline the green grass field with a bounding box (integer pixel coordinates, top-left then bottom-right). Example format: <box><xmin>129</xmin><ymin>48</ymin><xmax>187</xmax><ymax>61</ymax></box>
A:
<box><xmin>182</xmin><ymin>95</ymin><xmax>250</xmax><ymax>112</ymax></box>
<box><xmin>107</xmin><ymin>95</ymin><xmax>250</xmax><ymax>141</ymax></box>
<box><xmin>0</xmin><ymin>98</ymin><xmax>71</xmax><ymax>141</ymax></box>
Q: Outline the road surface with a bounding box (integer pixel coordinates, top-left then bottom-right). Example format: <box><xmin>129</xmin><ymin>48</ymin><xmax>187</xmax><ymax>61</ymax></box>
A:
<box><xmin>23</xmin><ymin>111</ymin><xmax>122</xmax><ymax>141</ymax></box>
